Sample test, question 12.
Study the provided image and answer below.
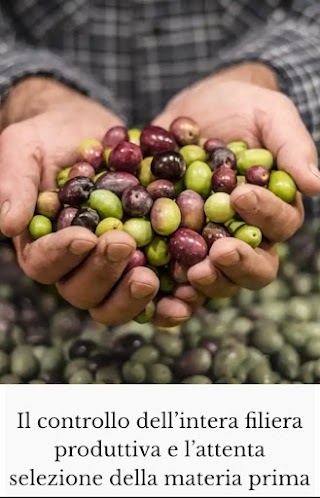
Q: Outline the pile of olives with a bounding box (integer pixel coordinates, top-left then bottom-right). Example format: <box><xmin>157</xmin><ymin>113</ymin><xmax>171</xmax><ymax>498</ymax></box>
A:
<box><xmin>1</xmin><ymin>219</ymin><xmax>320</xmax><ymax>384</ymax></box>
<box><xmin>28</xmin><ymin>118</ymin><xmax>297</xmax><ymax>321</ymax></box>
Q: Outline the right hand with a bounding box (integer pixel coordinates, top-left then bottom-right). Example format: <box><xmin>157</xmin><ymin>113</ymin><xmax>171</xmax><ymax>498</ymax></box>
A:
<box><xmin>0</xmin><ymin>77</ymin><xmax>195</xmax><ymax>326</ymax></box>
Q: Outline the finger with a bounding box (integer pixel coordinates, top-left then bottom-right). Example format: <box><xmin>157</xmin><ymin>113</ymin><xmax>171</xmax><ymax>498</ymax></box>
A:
<box><xmin>209</xmin><ymin>237</ymin><xmax>278</xmax><ymax>290</ymax></box>
<box><xmin>89</xmin><ymin>267</ymin><xmax>159</xmax><ymax>325</ymax></box>
<box><xmin>188</xmin><ymin>256</ymin><xmax>239</xmax><ymax>298</ymax></box>
<box><xmin>56</xmin><ymin>230</ymin><xmax>136</xmax><ymax>309</ymax></box>
<box><xmin>14</xmin><ymin>226</ymin><xmax>97</xmax><ymax>284</ymax></box>
<box><xmin>154</xmin><ymin>297</ymin><xmax>193</xmax><ymax>327</ymax></box>
<box><xmin>174</xmin><ymin>285</ymin><xmax>206</xmax><ymax>308</ymax></box>
<box><xmin>0</xmin><ymin>124</ymin><xmax>41</xmax><ymax>237</ymax></box>
<box><xmin>258</xmin><ymin>94</ymin><xmax>320</xmax><ymax>195</ymax></box>
<box><xmin>152</xmin><ymin>111</ymin><xmax>175</xmax><ymax>130</ymax></box>
<box><xmin>231</xmin><ymin>184</ymin><xmax>304</xmax><ymax>241</ymax></box>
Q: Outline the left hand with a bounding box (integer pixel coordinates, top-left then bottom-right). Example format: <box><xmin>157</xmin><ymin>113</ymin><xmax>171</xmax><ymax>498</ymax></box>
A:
<box><xmin>153</xmin><ymin>63</ymin><xmax>320</xmax><ymax>300</ymax></box>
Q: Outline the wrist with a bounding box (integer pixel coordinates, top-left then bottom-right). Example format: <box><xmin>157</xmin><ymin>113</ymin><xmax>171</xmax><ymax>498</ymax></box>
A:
<box><xmin>1</xmin><ymin>77</ymin><xmax>86</xmax><ymax>128</ymax></box>
<box><xmin>213</xmin><ymin>62</ymin><xmax>279</xmax><ymax>91</ymax></box>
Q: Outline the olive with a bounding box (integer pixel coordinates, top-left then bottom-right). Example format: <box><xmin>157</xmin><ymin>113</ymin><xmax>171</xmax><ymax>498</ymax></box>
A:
<box><xmin>95</xmin><ymin>217</ymin><xmax>123</xmax><ymax>236</ymax></box>
<box><xmin>169</xmin><ymin>116</ymin><xmax>200</xmax><ymax>145</ymax></box>
<box><xmin>237</xmin><ymin>148</ymin><xmax>273</xmax><ymax>174</ymax></box>
<box><xmin>78</xmin><ymin>138</ymin><xmax>104</xmax><ymax>168</ymax></box>
<box><xmin>89</xmin><ymin>189</ymin><xmax>123</xmax><ymax>220</ymax></box>
<box><xmin>57</xmin><ymin>207</ymin><xmax>78</xmax><ymax>230</ymax></box>
<box><xmin>68</xmin><ymin>161</ymin><xmax>96</xmax><ymax>180</ymax></box>
<box><xmin>122</xmin><ymin>185</ymin><xmax>153</xmax><ymax>217</ymax></box>
<box><xmin>140</xmin><ymin>125</ymin><xmax>177</xmax><ymax>156</ymax></box>
<box><xmin>245</xmin><ymin>165</ymin><xmax>270</xmax><ymax>186</ymax></box>
<box><xmin>169</xmin><ymin>228</ymin><xmax>208</xmax><ymax>266</ymax></box>
<box><xmin>29</xmin><ymin>215</ymin><xmax>52</xmax><ymax>239</ymax></box>
<box><xmin>71</xmin><ymin>207</ymin><xmax>100</xmax><ymax>232</ymax></box>
<box><xmin>64</xmin><ymin>358</ymin><xmax>89</xmax><ymax>380</ymax></box>
<box><xmin>95</xmin><ymin>365</ymin><xmax>122</xmax><ymax>384</ymax></box>
<box><xmin>204</xmin><ymin>192</ymin><xmax>236</xmax><ymax>224</ymax></box>
<box><xmin>95</xmin><ymin>171</ymin><xmax>139</xmax><ymax>196</ymax></box>
<box><xmin>57</xmin><ymin>167</ymin><xmax>71</xmax><ymax>187</ymax></box>
<box><xmin>147</xmin><ymin>363</ymin><xmax>172</xmax><ymax>383</ymax></box>
<box><xmin>179</xmin><ymin>144</ymin><xmax>207</xmax><ymax>166</ymax></box>
<box><xmin>108</xmin><ymin>141</ymin><xmax>142</xmax><ymax>174</ymax></box>
<box><xmin>125</xmin><ymin>250</ymin><xmax>146</xmax><ymax>272</ymax></box>
<box><xmin>202</xmin><ymin>222</ymin><xmax>231</xmax><ymax>249</ymax></box>
<box><xmin>151</xmin><ymin>198</ymin><xmax>181</xmax><ymax>236</ymax></box>
<box><xmin>175</xmin><ymin>348</ymin><xmax>212</xmax><ymax>377</ymax></box>
<box><xmin>128</xmin><ymin>128</ymin><xmax>141</xmax><ymax>145</ymax></box>
<box><xmin>145</xmin><ymin>237</ymin><xmax>171</xmax><ymax>266</ymax></box>
<box><xmin>234</xmin><ymin>224</ymin><xmax>262</xmax><ymax>249</ymax></box>
<box><xmin>184</xmin><ymin>160</ymin><xmax>212</xmax><ymax>197</ymax></box>
<box><xmin>147</xmin><ymin>179</ymin><xmax>176</xmax><ymax>200</ymax></box>
<box><xmin>0</xmin><ymin>351</ymin><xmax>9</xmax><ymax>375</ymax></box>
<box><xmin>123</xmin><ymin>218</ymin><xmax>153</xmax><ymax>247</ymax></box>
<box><xmin>181</xmin><ymin>375</ymin><xmax>212</xmax><ymax>384</ymax></box>
<box><xmin>131</xmin><ymin>345</ymin><xmax>160</xmax><ymax>365</ymax></box>
<box><xmin>268</xmin><ymin>170</ymin><xmax>297</xmax><ymax>203</ymax></box>
<box><xmin>39</xmin><ymin>346</ymin><xmax>64</xmax><ymax>372</ymax></box>
<box><xmin>69</xmin><ymin>369</ymin><xmax>94</xmax><ymax>384</ymax></box>
<box><xmin>69</xmin><ymin>340</ymin><xmax>96</xmax><ymax>359</ymax></box>
<box><xmin>113</xmin><ymin>334</ymin><xmax>146</xmax><ymax>360</ymax></box>
<box><xmin>211</xmin><ymin>166</ymin><xmax>237</xmax><ymax>193</ymax></box>
<box><xmin>276</xmin><ymin>345</ymin><xmax>300</xmax><ymax>380</ymax></box>
<box><xmin>87</xmin><ymin>354</ymin><xmax>113</xmax><ymax>373</ymax></box>
<box><xmin>11</xmin><ymin>345</ymin><xmax>39</xmax><ymax>380</ymax></box>
<box><xmin>154</xmin><ymin>332</ymin><xmax>183</xmax><ymax>358</ymax></box>
<box><xmin>176</xmin><ymin>190</ymin><xmax>205</xmax><ymax>232</ymax></box>
<box><xmin>36</xmin><ymin>191</ymin><xmax>61</xmax><ymax>219</ymax></box>
<box><xmin>203</xmin><ymin>138</ymin><xmax>225</xmax><ymax>153</ymax></box>
<box><xmin>251</xmin><ymin>325</ymin><xmax>284</xmax><ymax>354</ymax></box>
<box><xmin>207</xmin><ymin>147</ymin><xmax>236</xmax><ymax>171</ymax></box>
<box><xmin>138</xmin><ymin>157</ymin><xmax>157</xmax><ymax>187</ymax></box>
<box><xmin>122</xmin><ymin>361</ymin><xmax>146</xmax><ymax>383</ymax></box>
<box><xmin>102</xmin><ymin>125</ymin><xmax>129</xmax><ymax>149</ymax></box>
<box><xmin>226</xmin><ymin>140</ymin><xmax>247</xmax><ymax>158</ymax></box>
<box><xmin>58</xmin><ymin>176</ymin><xmax>94</xmax><ymax>207</ymax></box>
<box><xmin>304</xmin><ymin>338</ymin><xmax>320</xmax><ymax>359</ymax></box>
<box><xmin>151</xmin><ymin>151</ymin><xmax>186</xmax><ymax>181</ymax></box>
<box><xmin>134</xmin><ymin>301</ymin><xmax>156</xmax><ymax>324</ymax></box>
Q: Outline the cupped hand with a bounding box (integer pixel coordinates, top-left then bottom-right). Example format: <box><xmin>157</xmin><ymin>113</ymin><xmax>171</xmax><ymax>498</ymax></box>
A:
<box><xmin>154</xmin><ymin>72</ymin><xmax>320</xmax><ymax>299</ymax></box>
<box><xmin>0</xmin><ymin>79</ymin><xmax>185</xmax><ymax>325</ymax></box>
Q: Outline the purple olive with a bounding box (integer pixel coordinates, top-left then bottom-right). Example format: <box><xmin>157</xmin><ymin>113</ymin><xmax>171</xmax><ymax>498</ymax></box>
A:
<box><xmin>245</xmin><ymin>165</ymin><xmax>271</xmax><ymax>186</ymax></box>
<box><xmin>176</xmin><ymin>190</ymin><xmax>205</xmax><ymax>232</ymax></box>
<box><xmin>169</xmin><ymin>260</ymin><xmax>189</xmax><ymax>283</ymax></box>
<box><xmin>169</xmin><ymin>116</ymin><xmax>200</xmax><ymax>145</ymax></box>
<box><xmin>140</xmin><ymin>125</ymin><xmax>177</xmax><ymax>156</ymax></box>
<box><xmin>151</xmin><ymin>151</ymin><xmax>186</xmax><ymax>181</ymax></box>
<box><xmin>68</xmin><ymin>161</ymin><xmax>96</xmax><ymax>180</ymax></box>
<box><xmin>102</xmin><ymin>126</ymin><xmax>129</xmax><ymax>149</ymax></box>
<box><xmin>122</xmin><ymin>185</ymin><xmax>153</xmax><ymax>217</ymax></box>
<box><xmin>211</xmin><ymin>166</ymin><xmax>237</xmax><ymax>193</ymax></box>
<box><xmin>207</xmin><ymin>147</ymin><xmax>236</xmax><ymax>172</ymax></box>
<box><xmin>108</xmin><ymin>141</ymin><xmax>142</xmax><ymax>174</ymax></box>
<box><xmin>57</xmin><ymin>207</ymin><xmax>78</xmax><ymax>230</ymax></box>
<box><xmin>202</xmin><ymin>222</ymin><xmax>231</xmax><ymax>249</ymax></box>
<box><xmin>95</xmin><ymin>171</ymin><xmax>139</xmax><ymax>197</ymax></box>
<box><xmin>78</xmin><ymin>139</ymin><xmax>104</xmax><ymax>169</ymax></box>
<box><xmin>203</xmin><ymin>138</ymin><xmax>225</xmax><ymax>153</ymax></box>
<box><xmin>125</xmin><ymin>250</ymin><xmax>146</xmax><ymax>273</ymax></box>
<box><xmin>147</xmin><ymin>179</ymin><xmax>176</xmax><ymax>200</ymax></box>
<box><xmin>71</xmin><ymin>207</ymin><xmax>100</xmax><ymax>232</ymax></box>
<box><xmin>169</xmin><ymin>228</ymin><xmax>208</xmax><ymax>266</ymax></box>
<box><xmin>58</xmin><ymin>176</ymin><xmax>95</xmax><ymax>207</ymax></box>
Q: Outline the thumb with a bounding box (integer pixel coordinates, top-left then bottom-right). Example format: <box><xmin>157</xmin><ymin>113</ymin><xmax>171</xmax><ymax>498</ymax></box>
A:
<box><xmin>0</xmin><ymin>124</ymin><xmax>41</xmax><ymax>237</ymax></box>
<box><xmin>259</xmin><ymin>94</ymin><xmax>320</xmax><ymax>196</ymax></box>
<box><xmin>151</xmin><ymin>109</ymin><xmax>176</xmax><ymax>130</ymax></box>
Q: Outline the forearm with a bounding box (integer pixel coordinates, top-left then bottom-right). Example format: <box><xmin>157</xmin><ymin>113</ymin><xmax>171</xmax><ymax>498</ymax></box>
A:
<box><xmin>212</xmin><ymin>63</ymin><xmax>279</xmax><ymax>92</ymax></box>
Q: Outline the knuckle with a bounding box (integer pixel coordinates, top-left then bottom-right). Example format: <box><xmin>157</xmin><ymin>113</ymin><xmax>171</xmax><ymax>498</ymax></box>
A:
<box><xmin>55</xmin><ymin>281</ymin><xmax>92</xmax><ymax>310</ymax></box>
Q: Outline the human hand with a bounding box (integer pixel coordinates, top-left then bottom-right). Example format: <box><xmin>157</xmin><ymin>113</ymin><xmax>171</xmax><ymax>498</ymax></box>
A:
<box><xmin>0</xmin><ymin>78</ymin><xmax>162</xmax><ymax>325</ymax></box>
<box><xmin>153</xmin><ymin>64</ymin><xmax>320</xmax><ymax>299</ymax></box>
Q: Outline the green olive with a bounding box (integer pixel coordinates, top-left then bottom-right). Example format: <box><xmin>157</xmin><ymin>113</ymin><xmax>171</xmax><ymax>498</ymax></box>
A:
<box><xmin>237</xmin><ymin>148</ymin><xmax>273</xmax><ymax>174</ymax></box>
<box><xmin>179</xmin><ymin>145</ymin><xmax>207</xmax><ymax>166</ymax></box>
<box><xmin>122</xmin><ymin>361</ymin><xmax>146</xmax><ymax>383</ymax></box>
<box><xmin>95</xmin><ymin>217</ymin><xmax>123</xmax><ymax>236</ymax></box>
<box><xmin>123</xmin><ymin>218</ymin><xmax>153</xmax><ymax>247</ymax></box>
<box><xmin>29</xmin><ymin>215</ymin><xmax>52</xmax><ymax>239</ymax></box>
<box><xmin>226</xmin><ymin>141</ymin><xmax>248</xmax><ymax>158</ymax></box>
<box><xmin>57</xmin><ymin>166</ymin><xmax>71</xmax><ymax>187</ymax></box>
<box><xmin>234</xmin><ymin>224</ymin><xmax>262</xmax><ymax>249</ymax></box>
<box><xmin>147</xmin><ymin>363</ymin><xmax>172</xmax><ymax>383</ymax></box>
<box><xmin>89</xmin><ymin>190</ymin><xmax>123</xmax><ymax>219</ymax></box>
<box><xmin>268</xmin><ymin>170</ymin><xmax>297</xmax><ymax>203</ymax></box>
<box><xmin>145</xmin><ymin>236</ymin><xmax>171</xmax><ymax>266</ymax></box>
<box><xmin>139</xmin><ymin>157</ymin><xmax>156</xmax><ymax>187</ymax></box>
<box><xmin>184</xmin><ymin>160</ymin><xmax>212</xmax><ymax>197</ymax></box>
<box><xmin>204</xmin><ymin>192</ymin><xmax>236</xmax><ymax>223</ymax></box>
<box><xmin>128</xmin><ymin>128</ymin><xmax>141</xmax><ymax>145</ymax></box>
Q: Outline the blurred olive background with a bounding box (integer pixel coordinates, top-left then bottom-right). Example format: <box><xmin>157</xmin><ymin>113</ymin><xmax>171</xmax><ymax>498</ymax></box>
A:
<box><xmin>1</xmin><ymin>219</ymin><xmax>320</xmax><ymax>385</ymax></box>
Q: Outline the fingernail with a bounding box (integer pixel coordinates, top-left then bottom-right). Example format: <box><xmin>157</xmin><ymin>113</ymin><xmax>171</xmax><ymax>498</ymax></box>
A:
<box><xmin>70</xmin><ymin>239</ymin><xmax>96</xmax><ymax>256</ymax></box>
<box><xmin>106</xmin><ymin>243</ymin><xmax>133</xmax><ymax>262</ymax></box>
<box><xmin>216</xmin><ymin>250</ymin><xmax>240</xmax><ymax>267</ymax></box>
<box><xmin>130</xmin><ymin>281</ymin><xmax>155</xmax><ymax>299</ymax></box>
<box><xmin>234</xmin><ymin>191</ymin><xmax>257</xmax><ymax>211</ymax></box>
<box><xmin>0</xmin><ymin>201</ymin><xmax>10</xmax><ymax>222</ymax></box>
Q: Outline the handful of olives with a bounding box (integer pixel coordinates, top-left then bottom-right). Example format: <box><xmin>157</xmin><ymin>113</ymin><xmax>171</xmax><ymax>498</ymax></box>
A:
<box><xmin>28</xmin><ymin>117</ymin><xmax>297</xmax><ymax>322</ymax></box>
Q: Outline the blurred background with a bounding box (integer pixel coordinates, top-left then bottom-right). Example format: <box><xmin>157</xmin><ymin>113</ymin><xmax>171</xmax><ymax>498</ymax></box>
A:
<box><xmin>1</xmin><ymin>217</ymin><xmax>320</xmax><ymax>385</ymax></box>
